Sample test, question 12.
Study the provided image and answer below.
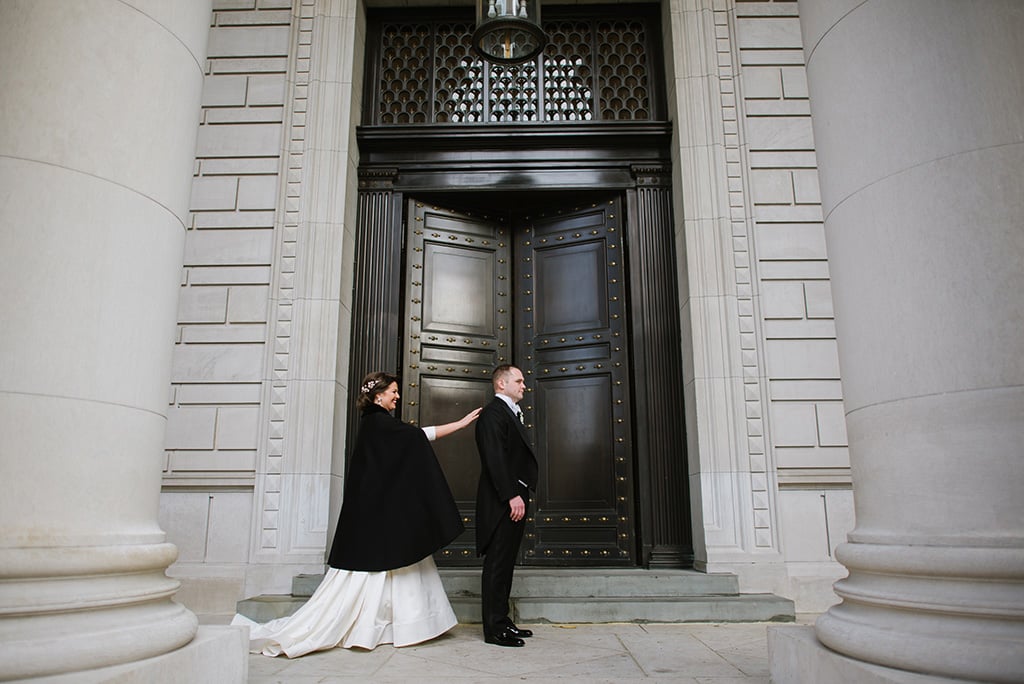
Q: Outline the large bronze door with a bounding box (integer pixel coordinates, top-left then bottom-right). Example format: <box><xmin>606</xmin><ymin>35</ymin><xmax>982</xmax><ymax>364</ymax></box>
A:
<box><xmin>401</xmin><ymin>200</ymin><xmax>510</xmax><ymax>564</ymax></box>
<box><xmin>402</xmin><ymin>197</ymin><xmax>635</xmax><ymax>566</ymax></box>
<box><xmin>516</xmin><ymin>199</ymin><xmax>635</xmax><ymax>566</ymax></box>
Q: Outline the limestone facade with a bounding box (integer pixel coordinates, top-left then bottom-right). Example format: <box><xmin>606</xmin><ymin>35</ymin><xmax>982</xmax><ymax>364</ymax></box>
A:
<box><xmin>159</xmin><ymin>0</ymin><xmax>854</xmax><ymax>617</ymax></box>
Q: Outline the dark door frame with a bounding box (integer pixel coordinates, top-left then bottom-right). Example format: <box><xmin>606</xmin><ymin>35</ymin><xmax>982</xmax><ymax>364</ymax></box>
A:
<box><xmin>348</xmin><ymin>122</ymin><xmax>693</xmax><ymax>567</ymax></box>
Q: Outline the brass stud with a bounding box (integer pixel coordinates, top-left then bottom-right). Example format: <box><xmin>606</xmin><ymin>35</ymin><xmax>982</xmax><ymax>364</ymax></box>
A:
<box><xmin>559</xmin><ymin>338</ymin><xmax>567</xmax><ymax>343</ymax></box>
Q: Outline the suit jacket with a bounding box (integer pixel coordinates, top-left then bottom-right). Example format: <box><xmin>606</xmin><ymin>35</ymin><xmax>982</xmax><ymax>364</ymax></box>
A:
<box><xmin>474</xmin><ymin>396</ymin><xmax>538</xmax><ymax>555</ymax></box>
<box><xmin>328</xmin><ymin>405</ymin><xmax>464</xmax><ymax>571</ymax></box>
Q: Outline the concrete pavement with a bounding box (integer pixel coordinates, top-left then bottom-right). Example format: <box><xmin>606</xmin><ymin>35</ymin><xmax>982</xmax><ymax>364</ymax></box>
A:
<box><xmin>246</xmin><ymin>618</ymin><xmax>816</xmax><ymax>683</ymax></box>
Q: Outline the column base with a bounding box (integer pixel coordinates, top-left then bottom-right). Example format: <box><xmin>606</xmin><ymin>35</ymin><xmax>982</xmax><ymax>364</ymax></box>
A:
<box><xmin>768</xmin><ymin>626</ymin><xmax>964</xmax><ymax>684</ymax></box>
<box><xmin>23</xmin><ymin>626</ymin><xmax>248</xmax><ymax>684</ymax></box>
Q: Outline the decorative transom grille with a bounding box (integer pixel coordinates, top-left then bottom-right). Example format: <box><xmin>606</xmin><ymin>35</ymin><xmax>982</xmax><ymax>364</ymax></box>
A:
<box><xmin>370</xmin><ymin>8</ymin><xmax>660</xmax><ymax>125</ymax></box>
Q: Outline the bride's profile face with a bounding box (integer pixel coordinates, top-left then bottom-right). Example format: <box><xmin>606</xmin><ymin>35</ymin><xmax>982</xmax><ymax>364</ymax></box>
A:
<box><xmin>376</xmin><ymin>382</ymin><xmax>400</xmax><ymax>411</ymax></box>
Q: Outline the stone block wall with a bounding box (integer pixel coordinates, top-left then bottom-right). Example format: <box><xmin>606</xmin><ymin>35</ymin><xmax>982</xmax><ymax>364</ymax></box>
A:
<box><xmin>737</xmin><ymin>0</ymin><xmax>853</xmax><ymax>608</ymax></box>
<box><xmin>160</xmin><ymin>0</ymin><xmax>292</xmax><ymax>607</ymax></box>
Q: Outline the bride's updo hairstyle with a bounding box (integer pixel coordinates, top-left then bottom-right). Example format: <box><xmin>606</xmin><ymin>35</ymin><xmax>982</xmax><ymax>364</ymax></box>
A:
<box><xmin>356</xmin><ymin>371</ymin><xmax>399</xmax><ymax>410</ymax></box>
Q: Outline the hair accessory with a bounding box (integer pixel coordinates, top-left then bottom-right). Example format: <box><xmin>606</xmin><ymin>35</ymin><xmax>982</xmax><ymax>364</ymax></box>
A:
<box><xmin>360</xmin><ymin>380</ymin><xmax>378</xmax><ymax>394</ymax></box>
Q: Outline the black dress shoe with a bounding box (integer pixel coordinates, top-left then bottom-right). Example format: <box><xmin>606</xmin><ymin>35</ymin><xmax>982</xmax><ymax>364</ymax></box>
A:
<box><xmin>505</xmin><ymin>624</ymin><xmax>533</xmax><ymax>638</ymax></box>
<box><xmin>484</xmin><ymin>629</ymin><xmax>525</xmax><ymax>647</ymax></box>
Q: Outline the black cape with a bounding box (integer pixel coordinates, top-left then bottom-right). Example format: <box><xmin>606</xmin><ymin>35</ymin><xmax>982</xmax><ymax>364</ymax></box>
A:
<box><xmin>327</xmin><ymin>405</ymin><xmax>464</xmax><ymax>571</ymax></box>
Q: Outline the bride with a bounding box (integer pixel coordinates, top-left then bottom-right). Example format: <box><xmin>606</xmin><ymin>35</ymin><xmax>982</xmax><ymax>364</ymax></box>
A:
<box><xmin>233</xmin><ymin>371</ymin><xmax>480</xmax><ymax>656</ymax></box>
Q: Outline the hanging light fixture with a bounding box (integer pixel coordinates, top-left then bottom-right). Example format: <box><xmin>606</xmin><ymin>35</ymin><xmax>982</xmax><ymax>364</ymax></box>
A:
<box><xmin>472</xmin><ymin>0</ymin><xmax>547</xmax><ymax>65</ymax></box>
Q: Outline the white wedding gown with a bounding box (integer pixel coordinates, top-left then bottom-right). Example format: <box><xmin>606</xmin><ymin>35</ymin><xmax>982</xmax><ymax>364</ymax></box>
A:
<box><xmin>232</xmin><ymin>555</ymin><xmax>457</xmax><ymax>657</ymax></box>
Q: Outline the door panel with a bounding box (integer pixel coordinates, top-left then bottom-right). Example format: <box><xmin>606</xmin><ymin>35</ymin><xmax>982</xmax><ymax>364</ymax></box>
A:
<box><xmin>422</xmin><ymin>244</ymin><xmax>495</xmax><ymax>335</ymax></box>
<box><xmin>517</xmin><ymin>198</ymin><xmax>635</xmax><ymax>565</ymax></box>
<box><xmin>534</xmin><ymin>240</ymin><xmax>609</xmax><ymax>333</ymax></box>
<box><xmin>402</xmin><ymin>200</ymin><xmax>511</xmax><ymax>564</ymax></box>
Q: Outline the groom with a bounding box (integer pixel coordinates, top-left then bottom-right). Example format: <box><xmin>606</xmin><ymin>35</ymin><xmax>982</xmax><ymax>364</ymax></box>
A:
<box><xmin>475</xmin><ymin>364</ymin><xmax>539</xmax><ymax>647</ymax></box>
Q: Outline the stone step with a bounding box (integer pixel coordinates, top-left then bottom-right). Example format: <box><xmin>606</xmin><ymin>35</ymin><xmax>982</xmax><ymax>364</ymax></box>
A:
<box><xmin>239</xmin><ymin>591</ymin><xmax>794</xmax><ymax>625</ymax></box>
<box><xmin>290</xmin><ymin>568</ymin><xmax>740</xmax><ymax>598</ymax></box>
<box><xmin>238</xmin><ymin>568</ymin><xmax>795</xmax><ymax>625</ymax></box>
<box><xmin>442</xmin><ymin>568</ymin><xmax>740</xmax><ymax>597</ymax></box>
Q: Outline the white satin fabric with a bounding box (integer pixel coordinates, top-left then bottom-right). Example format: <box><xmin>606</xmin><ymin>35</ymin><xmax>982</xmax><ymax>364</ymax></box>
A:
<box><xmin>232</xmin><ymin>555</ymin><xmax>457</xmax><ymax>657</ymax></box>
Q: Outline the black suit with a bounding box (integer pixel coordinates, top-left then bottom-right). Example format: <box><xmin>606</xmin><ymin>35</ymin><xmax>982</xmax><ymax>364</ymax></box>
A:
<box><xmin>475</xmin><ymin>396</ymin><xmax>538</xmax><ymax>637</ymax></box>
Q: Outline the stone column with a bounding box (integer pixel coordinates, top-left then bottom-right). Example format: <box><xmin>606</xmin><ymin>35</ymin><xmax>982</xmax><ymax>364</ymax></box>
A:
<box><xmin>786</xmin><ymin>1</ymin><xmax>1024</xmax><ymax>681</ymax></box>
<box><xmin>0</xmin><ymin>1</ymin><xmax>213</xmax><ymax>679</ymax></box>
